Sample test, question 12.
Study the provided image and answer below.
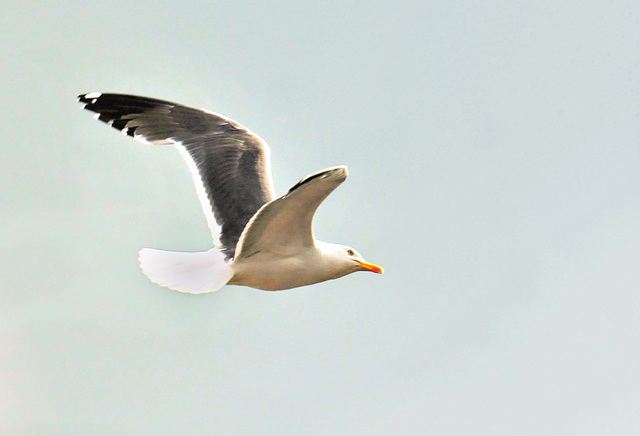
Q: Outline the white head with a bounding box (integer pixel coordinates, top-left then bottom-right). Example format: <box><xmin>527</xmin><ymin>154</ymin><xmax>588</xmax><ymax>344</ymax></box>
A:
<box><xmin>316</xmin><ymin>241</ymin><xmax>384</xmax><ymax>280</ymax></box>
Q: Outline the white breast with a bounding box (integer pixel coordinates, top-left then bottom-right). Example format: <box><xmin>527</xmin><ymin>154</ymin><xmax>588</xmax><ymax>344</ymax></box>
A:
<box><xmin>229</xmin><ymin>247</ymin><xmax>337</xmax><ymax>291</ymax></box>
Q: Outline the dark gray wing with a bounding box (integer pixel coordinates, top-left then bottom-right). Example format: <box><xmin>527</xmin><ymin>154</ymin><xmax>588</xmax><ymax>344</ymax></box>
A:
<box><xmin>78</xmin><ymin>93</ymin><xmax>276</xmax><ymax>259</ymax></box>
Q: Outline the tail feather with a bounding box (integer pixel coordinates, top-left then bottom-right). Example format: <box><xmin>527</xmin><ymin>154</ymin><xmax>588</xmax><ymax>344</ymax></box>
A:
<box><xmin>138</xmin><ymin>248</ymin><xmax>233</xmax><ymax>294</ymax></box>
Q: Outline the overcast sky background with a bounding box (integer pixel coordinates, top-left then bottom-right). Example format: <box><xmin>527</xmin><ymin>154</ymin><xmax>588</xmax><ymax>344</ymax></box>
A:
<box><xmin>2</xmin><ymin>1</ymin><xmax>640</xmax><ymax>434</ymax></box>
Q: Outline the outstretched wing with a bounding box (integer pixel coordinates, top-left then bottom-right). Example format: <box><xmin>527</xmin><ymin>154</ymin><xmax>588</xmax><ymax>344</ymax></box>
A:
<box><xmin>234</xmin><ymin>166</ymin><xmax>348</xmax><ymax>260</ymax></box>
<box><xmin>78</xmin><ymin>93</ymin><xmax>276</xmax><ymax>259</ymax></box>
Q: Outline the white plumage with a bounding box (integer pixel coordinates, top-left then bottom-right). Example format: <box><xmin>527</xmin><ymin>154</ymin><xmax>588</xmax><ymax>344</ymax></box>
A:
<box><xmin>138</xmin><ymin>248</ymin><xmax>233</xmax><ymax>294</ymax></box>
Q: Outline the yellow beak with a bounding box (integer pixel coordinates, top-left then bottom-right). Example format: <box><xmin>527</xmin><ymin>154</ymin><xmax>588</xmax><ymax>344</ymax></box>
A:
<box><xmin>356</xmin><ymin>260</ymin><xmax>384</xmax><ymax>274</ymax></box>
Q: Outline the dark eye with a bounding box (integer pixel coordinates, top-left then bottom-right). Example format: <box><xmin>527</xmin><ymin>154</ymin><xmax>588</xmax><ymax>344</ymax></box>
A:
<box><xmin>347</xmin><ymin>249</ymin><xmax>355</xmax><ymax>256</ymax></box>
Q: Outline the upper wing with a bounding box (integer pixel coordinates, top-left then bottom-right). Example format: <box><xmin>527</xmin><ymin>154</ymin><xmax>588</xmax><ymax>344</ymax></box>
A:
<box><xmin>234</xmin><ymin>166</ymin><xmax>348</xmax><ymax>260</ymax></box>
<box><xmin>78</xmin><ymin>93</ymin><xmax>276</xmax><ymax>258</ymax></box>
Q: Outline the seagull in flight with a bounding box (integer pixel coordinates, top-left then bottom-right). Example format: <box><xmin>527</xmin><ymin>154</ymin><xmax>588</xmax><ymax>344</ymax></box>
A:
<box><xmin>78</xmin><ymin>93</ymin><xmax>383</xmax><ymax>293</ymax></box>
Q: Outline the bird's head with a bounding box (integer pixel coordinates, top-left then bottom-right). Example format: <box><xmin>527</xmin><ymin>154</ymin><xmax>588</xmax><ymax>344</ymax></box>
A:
<box><xmin>317</xmin><ymin>241</ymin><xmax>384</xmax><ymax>279</ymax></box>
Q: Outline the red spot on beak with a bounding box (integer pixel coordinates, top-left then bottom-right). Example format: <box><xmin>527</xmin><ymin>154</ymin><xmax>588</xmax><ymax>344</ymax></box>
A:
<box><xmin>356</xmin><ymin>260</ymin><xmax>384</xmax><ymax>274</ymax></box>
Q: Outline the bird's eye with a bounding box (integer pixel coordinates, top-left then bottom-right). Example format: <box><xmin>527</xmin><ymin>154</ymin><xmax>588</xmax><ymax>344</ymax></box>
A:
<box><xmin>347</xmin><ymin>249</ymin><xmax>355</xmax><ymax>256</ymax></box>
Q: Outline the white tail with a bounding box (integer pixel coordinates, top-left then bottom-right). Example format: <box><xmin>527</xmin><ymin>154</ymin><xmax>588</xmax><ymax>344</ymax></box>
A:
<box><xmin>138</xmin><ymin>248</ymin><xmax>234</xmax><ymax>294</ymax></box>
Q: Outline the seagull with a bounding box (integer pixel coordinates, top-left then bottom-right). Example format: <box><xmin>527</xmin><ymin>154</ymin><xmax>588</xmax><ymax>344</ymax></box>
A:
<box><xmin>78</xmin><ymin>92</ymin><xmax>383</xmax><ymax>293</ymax></box>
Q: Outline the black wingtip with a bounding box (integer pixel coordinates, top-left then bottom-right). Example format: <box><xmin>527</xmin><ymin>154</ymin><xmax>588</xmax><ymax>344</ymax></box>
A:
<box><xmin>78</xmin><ymin>92</ymin><xmax>101</xmax><ymax>100</ymax></box>
<box><xmin>77</xmin><ymin>92</ymin><xmax>104</xmax><ymax>111</ymax></box>
<box><xmin>287</xmin><ymin>166</ymin><xmax>348</xmax><ymax>193</ymax></box>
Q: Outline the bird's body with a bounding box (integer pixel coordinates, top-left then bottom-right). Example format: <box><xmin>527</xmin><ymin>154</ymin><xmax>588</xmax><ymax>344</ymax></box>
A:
<box><xmin>78</xmin><ymin>92</ymin><xmax>382</xmax><ymax>293</ymax></box>
<box><xmin>231</xmin><ymin>242</ymin><xmax>349</xmax><ymax>291</ymax></box>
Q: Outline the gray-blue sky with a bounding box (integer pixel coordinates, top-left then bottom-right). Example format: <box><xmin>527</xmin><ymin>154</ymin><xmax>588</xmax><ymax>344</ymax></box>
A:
<box><xmin>2</xmin><ymin>1</ymin><xmax>640</xmax><ymax>434</ymax></box>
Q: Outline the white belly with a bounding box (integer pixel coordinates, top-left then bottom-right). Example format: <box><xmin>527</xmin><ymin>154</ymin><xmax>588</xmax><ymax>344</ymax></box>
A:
<box><xmin>229</xmin><ymin>251</ymin><xmax>334</xmax><ymax>291</ymax></box>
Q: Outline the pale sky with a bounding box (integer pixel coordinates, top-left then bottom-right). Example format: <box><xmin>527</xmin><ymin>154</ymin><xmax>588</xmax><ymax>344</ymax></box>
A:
<box><xmin>2</xmin><ymin>1</ymin><xmax>640</xmax><ymax>434</ymax></box>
